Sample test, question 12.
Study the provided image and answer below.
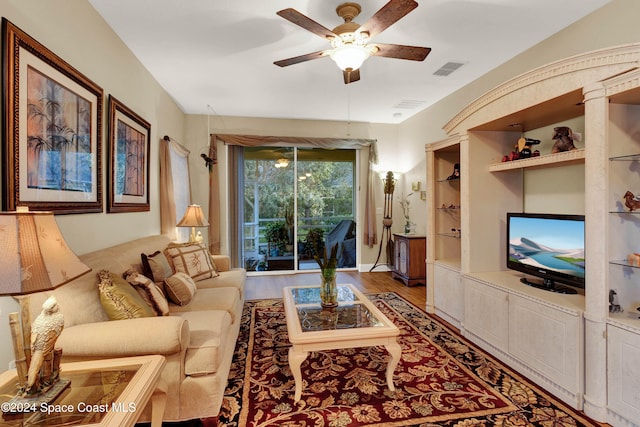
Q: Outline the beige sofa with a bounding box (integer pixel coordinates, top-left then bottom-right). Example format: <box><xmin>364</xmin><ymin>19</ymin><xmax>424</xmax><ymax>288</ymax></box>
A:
<box><xmin>18</xmin><ymin>235</ymin><xmax>245</xmax><ymax>423</ymax></box>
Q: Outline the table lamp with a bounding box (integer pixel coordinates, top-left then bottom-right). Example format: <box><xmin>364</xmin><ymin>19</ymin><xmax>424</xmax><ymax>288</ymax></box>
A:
<box><xmin>0</xmin><ymin>209</ymin><xmax>91</xmax><ymax>409</ymax></box>
<box><xmin>177</xmin><ymin>204</ymin><xmax>209</xmax><ymax>243</ymax></box>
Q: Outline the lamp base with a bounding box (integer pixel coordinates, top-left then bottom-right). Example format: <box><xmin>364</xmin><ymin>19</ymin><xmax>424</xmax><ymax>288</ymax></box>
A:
<box><xmin>3</xmin><ymin>378</ymin><xmax>70</xmax><ymax>415</ymax></box>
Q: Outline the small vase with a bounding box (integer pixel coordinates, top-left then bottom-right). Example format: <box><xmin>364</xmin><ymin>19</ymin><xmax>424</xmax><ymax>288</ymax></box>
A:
<box><xmin>320</xmin><ymin>269</ymin><xmax>338</xmax><ymax>308</ymax></box>
<box><xmin>404</xmin><ymin>221</ymin><xmax>411</xmax><ymax>234</ymax></box>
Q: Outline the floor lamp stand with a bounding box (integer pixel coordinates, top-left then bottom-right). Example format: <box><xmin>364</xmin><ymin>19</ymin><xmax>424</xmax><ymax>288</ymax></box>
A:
<box><xmin>370</xmin><ymin>172</ymin><xmax>396</xmax><ymax>272</ymax></box>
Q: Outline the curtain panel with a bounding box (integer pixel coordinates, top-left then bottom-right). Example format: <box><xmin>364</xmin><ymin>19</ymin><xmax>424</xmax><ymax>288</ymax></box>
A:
<box><xmin>212</xmin><ymin>134</ymin><xmax>379</xmax><ymax>262</ymax></box>
<box><xmin>160</xmin><ymin>136</ymin><xmax>191</xmax><ymax>241</ymax></box>
<box><xmin>207</xmin><ymin>135</ymin><xmax>221</xmax><ymax>254</ymax></box>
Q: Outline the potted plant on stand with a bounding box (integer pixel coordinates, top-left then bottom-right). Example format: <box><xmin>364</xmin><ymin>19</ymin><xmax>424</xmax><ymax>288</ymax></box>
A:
<box><xmin>400</xmin><ymin>192</ymin><xmax>415</xmax><ymax>234</ymax></box>
<box><xmin>264</xmin><ymin>221</ymin><xmax>288</xmax><ymax>257</ymax></box>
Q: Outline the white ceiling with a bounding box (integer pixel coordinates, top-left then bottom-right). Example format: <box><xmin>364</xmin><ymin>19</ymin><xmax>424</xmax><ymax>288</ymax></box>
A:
<box><xmin>88</xmin><ymin>0</ymin><xmax>610</xmax><ymax>124</ymax></box>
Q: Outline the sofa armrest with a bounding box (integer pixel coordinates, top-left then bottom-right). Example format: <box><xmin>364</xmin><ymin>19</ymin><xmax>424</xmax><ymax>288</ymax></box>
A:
<box><xmin>57</xmin><ymin>316</ymin><xmax>190</xmax><ymax>358</ymax></box>
<box><xmin>211</xmin><ymin>255</ymin><xmax>231</xmax><ymax>272</ymax></box>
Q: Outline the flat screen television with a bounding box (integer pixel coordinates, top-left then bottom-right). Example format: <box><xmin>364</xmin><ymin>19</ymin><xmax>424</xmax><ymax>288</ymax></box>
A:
<box><xmin>506</xmin><ymin>212</ymin><xmax>585</xmax><ymax>294</ymax></box>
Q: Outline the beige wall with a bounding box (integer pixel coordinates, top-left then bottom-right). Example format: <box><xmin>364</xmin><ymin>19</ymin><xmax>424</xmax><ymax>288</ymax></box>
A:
<box><xmin>0</xmin><ymin>0</ymin><xmax>638</xmax><ymax>372</ymax></box>
<box><xmin>0</xmin><ymin>0</ymin><xmax>185</xmax><ymax>370</ymax></box>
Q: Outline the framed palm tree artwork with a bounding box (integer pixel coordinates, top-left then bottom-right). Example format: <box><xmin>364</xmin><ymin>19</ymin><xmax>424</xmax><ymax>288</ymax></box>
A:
<box><xmin>106</xmin><ymin>96</ymin><xmax>151</xmax><ymax>213</ymax></box>
<box><xmin>2</xmin><ymin>18</ymin><xmax>103</xmax><ymax>214</ymax></box>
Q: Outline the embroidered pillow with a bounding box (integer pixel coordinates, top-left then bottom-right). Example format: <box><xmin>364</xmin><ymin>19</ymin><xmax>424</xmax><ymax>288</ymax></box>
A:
<box><xmin>164</xmin><ymin>243</ymin><xmax>216</xmax><ymax>281</ymax></box>
<box><xmin>123</xmin><ymin>270</ymin><xmax>170</xmax><ymax>316</ymax></box>
<box><xmin>141</xmin><ymin>250</ymin><xmax>173</xmax><ymax>283</ymax></box>
<box><xmin>97</xmin><ymin>270</ymin><xmax>155</xmax><ymax>320</ymax></box>
<box><xmin>164</xmin><ymin>272</ymin><xmax>197</xmax><ymax>306</ymax></box>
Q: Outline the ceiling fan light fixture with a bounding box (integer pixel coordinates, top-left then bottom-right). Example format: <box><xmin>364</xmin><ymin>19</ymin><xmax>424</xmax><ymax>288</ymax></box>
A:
<box><xmin>330</xmin><ymin>43</ymin><xmax>370</xmax><ymax>71</ymax></box>
<box><xmin>275</xmin><ymin>158</ymin><xmax>289</xmax><ymax>168</ymax></box>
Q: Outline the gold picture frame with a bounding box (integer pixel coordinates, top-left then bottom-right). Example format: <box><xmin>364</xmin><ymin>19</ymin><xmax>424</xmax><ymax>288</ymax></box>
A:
<box><xmin>107</xmin><ymin>96</ymin><xmax>151</xmax><ymax>213</ymax></box>
<box><xmin>2</xmin><ymin>19</ymin><xmax>103</xmax><ymax>214</ymax></box>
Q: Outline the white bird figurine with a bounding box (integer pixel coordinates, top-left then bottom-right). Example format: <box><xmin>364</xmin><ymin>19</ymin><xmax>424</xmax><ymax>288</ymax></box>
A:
<box><xmin>26</xmin><ymin>295</ymin><xmax>64</xmax><ymax>393</ymax></box>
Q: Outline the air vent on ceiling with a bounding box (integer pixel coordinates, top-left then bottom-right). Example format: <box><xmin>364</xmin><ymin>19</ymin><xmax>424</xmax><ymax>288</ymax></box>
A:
<box><xmin>393</xmin><ymin>100</ymin><xmax>426</xmax><ymax>110</ymax></box>
<box><xmin>433</xmin><ymin>61</ymin><xmax>464</xmax><ymax>76</ymax></box>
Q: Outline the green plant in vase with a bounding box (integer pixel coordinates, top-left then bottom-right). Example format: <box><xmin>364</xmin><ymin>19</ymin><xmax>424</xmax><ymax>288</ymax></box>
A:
<box><xmin>315</xmin><ymin>242</ymin><xmax>339</xmax><ymax>307</ymax></box>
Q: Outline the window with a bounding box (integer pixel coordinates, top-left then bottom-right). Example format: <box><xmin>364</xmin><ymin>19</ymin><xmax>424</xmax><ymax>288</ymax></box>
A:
<box><xmin>240</xmin><ymin>147</ymin><xmax>357</xmax><ymax>272</ymax></box>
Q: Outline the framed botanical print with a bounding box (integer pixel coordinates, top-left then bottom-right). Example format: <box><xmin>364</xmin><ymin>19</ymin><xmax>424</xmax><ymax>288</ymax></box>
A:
<box><xmin>107</xmin><ymin>95</ymin><xmax>151</xmax><ymax>213</ymax></box>
<box><xmin>2</xmin><ymin>19</ymin><xmax>103</xmax><ymax>214</ymax></box>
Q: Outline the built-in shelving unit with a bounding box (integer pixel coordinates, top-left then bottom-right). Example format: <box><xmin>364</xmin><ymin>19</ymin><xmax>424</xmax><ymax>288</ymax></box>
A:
<box><xmin>426</xmin><ymin>43</ymin><xmax>640</xmax><ymax>426</ymax></box>
<box><xmin>599</xmin><ymin>69</ymin><xmax>640</xmax><ymax>426</ymax></box>
<box><xmin>426</xmin><ymin>136</ymin><xmax>462</xmax><ymax>328</ymax></box>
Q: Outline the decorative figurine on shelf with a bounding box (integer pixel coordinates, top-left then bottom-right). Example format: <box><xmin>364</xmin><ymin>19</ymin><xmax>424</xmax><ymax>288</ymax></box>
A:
<box><xmin>623</xmin><ymin>190</ymin><xmax>640</xmax><ymax>211</ymax></box>
<box><xmin>551</xmin><ymin>126</ymin><xmax>578</xmax><ymax>153</ymax></box>
<box><xmin>627</xmin><ymin>252</ymin><xmax>640</xmax><ymax>266</ymax></box>
<box><xmin>446</xmin><ymin>163</ymin><xmax>460</xmax><ymax>180</ymax></box>
<box><xmin>24</xmin><ymin>296</ymin><xmax>64</xmax><ymax>396</ymax></box>
<box><xmin>609</xmin><ymin>289</ymin><xmax>623</xmax><ymax>313</ymax></box>
<box><xmin>515</xmin><ymin>137</ymin><xmax>541</xmax><ymax>159</ymax></box>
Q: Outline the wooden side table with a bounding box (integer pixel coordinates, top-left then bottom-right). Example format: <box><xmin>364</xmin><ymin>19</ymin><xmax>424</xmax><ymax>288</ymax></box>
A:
<box><xmin>0</xmin><ymin>355</ymin><xmax>166</xmax><ymax>427</ymax></box>
<box><xmin>392</xmin><ymin>234</ymin><xmax>426</xmax><ymax>286</ymax></box>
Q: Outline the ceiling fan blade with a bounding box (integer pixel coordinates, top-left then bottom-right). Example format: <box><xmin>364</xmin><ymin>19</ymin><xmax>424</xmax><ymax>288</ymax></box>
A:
<box><xmin>357</xmin><ymin>0</ymin><xmax>418</xmax><ymax>39</ymax></box>
<box><xmin>343</xmin><ymin>68</ymin><xmax>361</xmax><ymax>84</ymax></box>
<box><xmin>277</xmin><ymin>8</ymin><xmax>338</xmax><ymax>40</ymax></box>
<box><xmin>274</xmin><ymin>50</ymin><xmax>327</xmax><ymax>67</ymax></box>
<box><xmin>373</xmin><ymin>43</ymin><xmax>431</xmax><ymax>61</ymax></box>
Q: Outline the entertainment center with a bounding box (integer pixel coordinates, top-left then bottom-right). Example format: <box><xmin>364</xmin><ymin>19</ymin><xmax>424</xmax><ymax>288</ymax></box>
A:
<box><xmin>426</xmin><ymin>43</ymin><xmax>640</xmax><ymax>426</ymax></box>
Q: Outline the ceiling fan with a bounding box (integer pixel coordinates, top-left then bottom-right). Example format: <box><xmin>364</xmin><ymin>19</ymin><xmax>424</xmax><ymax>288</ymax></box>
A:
<box><xmin>274</xmin><ymin>0</ymin><xmax>431</xmax><ymax>84</ymax></box>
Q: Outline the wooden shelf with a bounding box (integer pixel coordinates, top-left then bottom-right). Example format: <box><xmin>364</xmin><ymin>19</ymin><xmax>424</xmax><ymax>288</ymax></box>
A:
<box><xmin>488</xmin><ymin>148</ymin><xmax>585</xmax><ymax>172</ymax></box>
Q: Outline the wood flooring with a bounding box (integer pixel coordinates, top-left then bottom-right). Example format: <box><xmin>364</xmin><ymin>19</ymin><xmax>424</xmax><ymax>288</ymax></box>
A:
<box><xmin>245</xmin><ymin>270</ymin><xmax>427</xmax><ymax>309</ymax></box>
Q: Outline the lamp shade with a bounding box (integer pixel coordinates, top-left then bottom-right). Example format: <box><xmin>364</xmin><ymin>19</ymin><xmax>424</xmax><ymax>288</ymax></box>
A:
<box><xmin>177</xmin><ymin>204</ymin><xmax>209</xmax><ymax>227</ymax></box>
<box><xmin>0</xmin><ymin>211</ymin><xmax>91</xmax><ymax>295</ymax></box>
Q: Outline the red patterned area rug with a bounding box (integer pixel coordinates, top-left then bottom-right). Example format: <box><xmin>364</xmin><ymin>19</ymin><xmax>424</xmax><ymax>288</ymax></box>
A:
<box><xmin>217</xmin><ymin>293</ymin><xmax>598</xmax><ymax>427</ymax></box>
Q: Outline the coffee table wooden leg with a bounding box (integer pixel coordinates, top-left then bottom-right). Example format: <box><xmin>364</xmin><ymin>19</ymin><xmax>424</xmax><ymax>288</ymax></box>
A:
<box><xmin>288</xmin><ymin>346</ymin><xmax>308</xmax><ymax>403</ymax></box>
<box><xmin>385</xmin><ymin>340</ymin><xmax>402</xmax><ymax>391</ymax></box>
<box><xmin>150</xmin><ymin>388</ymin><xmax>167</xmax><ymax>427</ymax></box>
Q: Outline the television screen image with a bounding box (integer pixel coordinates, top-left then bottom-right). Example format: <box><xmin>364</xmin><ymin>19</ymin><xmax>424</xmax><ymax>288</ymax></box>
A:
<box><xmin>507</xmin><ymin>213</ymin><xmax>585</xmax><ymax>294</ymax></box>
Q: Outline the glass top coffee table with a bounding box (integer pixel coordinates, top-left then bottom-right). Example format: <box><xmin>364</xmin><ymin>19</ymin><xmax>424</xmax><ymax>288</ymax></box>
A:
<box><xmin>0</xmin><ymin>355</ymin><xmax>165</xmax><ymax>427</ymax></box>
<box><xmin>282</xmin><ymin>284</ymin><xmax>401</xmax><ymax>403</ymax></box>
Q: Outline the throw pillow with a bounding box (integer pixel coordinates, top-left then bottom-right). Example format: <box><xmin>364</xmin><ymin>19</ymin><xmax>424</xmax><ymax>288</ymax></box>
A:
<box><xmin>123</xmin><ymin>269</ymin><xmax>170</xmax><ymax>316</ymax></box>
<box><xmin>164</xmin><ymin>272</ymin><xmax>197</xmax><ymax>306</ymax></box>
<box><xmin>141</xmin><ymin>250</ymin><xmax>173</xmax><ymax>283</ymax></box>
<box><xmin>164</xmin><ymin>243</ymin><xmax>216</xmax><ymax>282</ymax></box>
<box><xmin>97</xmin><ymin>270</ymin><xmax>155</xmax><ymax>320</ymax></box>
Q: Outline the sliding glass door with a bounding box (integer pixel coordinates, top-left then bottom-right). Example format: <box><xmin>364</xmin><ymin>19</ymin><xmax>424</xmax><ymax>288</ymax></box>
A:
<box><xmin>241</xmin><ymin>146</ymin><xmax>356</xmax><ymax>272</ymax></box>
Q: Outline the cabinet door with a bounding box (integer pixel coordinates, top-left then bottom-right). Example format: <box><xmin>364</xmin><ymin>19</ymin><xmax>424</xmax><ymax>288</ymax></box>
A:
<box><xmin>434</xmin><ymin>264</ymin><xmax>462</xmax><ymax>326</ymax></box>
<box><xmin>464</xmin><ymin>277</ymin><xmax>509</xmax><ymax>352</ymax></box>
<box><xmin>608</xmin><ymin>324</ymin><xmax>640</xmax><ymax>424</ymax></box>
<box><xmin>396</xmin><ymin>238</ymin><xmax>408</xmax><ymax>276</ymax></box>
<box><xmin>509</xmin><ymin>294</ymin><xmax>582</xmax><ymax>393</ymax></box>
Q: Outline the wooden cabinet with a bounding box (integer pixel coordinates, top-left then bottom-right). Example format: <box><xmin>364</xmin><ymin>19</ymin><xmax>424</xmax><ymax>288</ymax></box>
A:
<box><xmin>463</xmin><ymin>272</ymin><xmax>584</xmax><ymax>408</ymax></box>
<box><xmin>392</xmin><ymin>234</ymin><xmax>426</xmax><ymax>287</ymax></box>
<box><xmin>607</xmin><ymin>323</ymin><xmax>640</xmax><ymax>424</ymax></box>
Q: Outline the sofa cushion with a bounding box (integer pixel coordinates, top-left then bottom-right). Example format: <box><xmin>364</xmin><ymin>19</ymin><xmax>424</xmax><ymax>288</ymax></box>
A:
<box><xmin>165</xmin><ymin>243</ymin><xmax>217</xmax><ymax>282</ymax></box>
<box><xmin>196</xmin><ymin>269</ymin><xmax>245</xmax><ymax>298</ymax></box>
<box><xmin>97</xmin><ymin>270</ymin><xmax>155</xmax><ymax>320</ymax></box>
<box><xmin>141</xmin><ymin>250</ymin><xmax>173</xmax><ymax>284</ymax></box>
<box><xmin>173</xmin><ymin>310</ymin><xmax>232</xmax><ymax>376</ymax></box>
<box><xmin>169</xmin><ymin>287</ymin><xmax>240</xmax><ymax>322</ymax></box>
<box><xmin>124</xmin><ymin>270</ymin><xmax>170</xmax><ymax>316</ymax></box>
<box><xmin>164</xmin><ymin>272</ymin><xmax>197</xmax><ymax>306</ymax></box>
